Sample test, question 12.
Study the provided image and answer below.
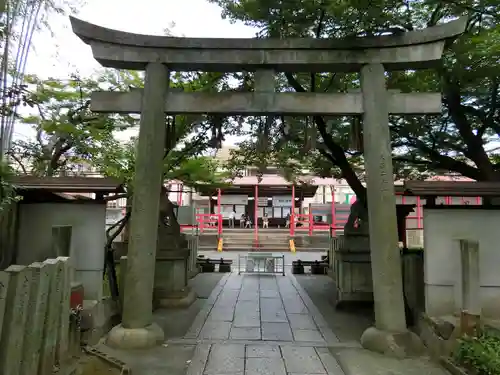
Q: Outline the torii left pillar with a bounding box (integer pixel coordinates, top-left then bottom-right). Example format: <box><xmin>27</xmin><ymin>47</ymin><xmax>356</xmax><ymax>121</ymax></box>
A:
<box><xmin>107</xmin><ymin>63</ymin><xmax>168</xmax><ymax>349</ymax></box>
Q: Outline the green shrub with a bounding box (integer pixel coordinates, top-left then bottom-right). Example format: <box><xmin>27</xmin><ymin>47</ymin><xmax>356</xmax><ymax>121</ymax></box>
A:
<box><xmin>454</xmin><ymin>330</ymin><xmax>500</xmax><ymax>375</ymax></box>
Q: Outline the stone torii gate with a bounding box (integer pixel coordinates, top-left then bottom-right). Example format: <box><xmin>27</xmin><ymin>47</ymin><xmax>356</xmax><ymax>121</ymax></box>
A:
<box><xmin>70</xmin><ymin>16</ymin><xmax>466</xmax><ymax>354</ymax></box>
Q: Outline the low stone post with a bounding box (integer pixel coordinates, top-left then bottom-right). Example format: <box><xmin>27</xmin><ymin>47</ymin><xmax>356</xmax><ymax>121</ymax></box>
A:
<box><xmin>39</xmin><ymin>259</ymin><xmax>64</xmax><ymax>375</ymax></box>
<box><xmin>0</xmin><ymin>265</ymin><xmax>32</xmax><ymax>375</ymax></box>
<box><xmin>459</xmin><ymin>240</ymin><xmax>481</xmax><ymax>335</ymax></box>
<box><xmin>359</xmin><ymin>63</ymin><xmax>423</xmax><ymax>357</ymax></box>
<box><xmin>20</xmin><ymin>262</ymin><xmax>51</xmax><ymax>375</ymax></box>
<box><xmin>56</xmin><ymin>257</ymin><xmax>72</xmax><ymax>364</ymax></box>
<box><xmin>0</xmin><ymin>270</ymin><xmax>9</xmax><ymax>341</ymax></box>
<box><xmin>107</xmin><ymin>62</ymin><xmax>169</xmax><ymax>349</ymax></box>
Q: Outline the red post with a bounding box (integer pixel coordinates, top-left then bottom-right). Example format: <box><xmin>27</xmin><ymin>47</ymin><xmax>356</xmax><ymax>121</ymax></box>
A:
<box><xmin>476</xmin><ymin>196</ymin><xmax>481</xmax><ymax>205</ymax></box>
<box><xmin>254</xmin><ymin>185</ymin><xmax>258</xmax><ymax>244</ymax></box>
<box><xmin>177</xmin><ymin>183</ymin><xmax>183</xmax><ymax>206</ymax></box>
<box><xmin>331</xmin><ymin>190</ymin><xmax>336</xmax><ymax>237</ymax></box>
<box><xmin>208</xmin><ymin>193</ymin><xmax>212</xmax><ymax>231</ymax></box>
<box><xmin>291</xmin><ymin>185</ymin><xmax>296</xmax><ymax>236</ymax></box>
<box><xmin>217</xmin><ymin>188</ymin><xmax>222</xmax><ymax>235</ymax></box>
<box><xmin>308</xmin><ymin>209</ymin><xmax>313</xmax><ymax>236</ymax></box>
<box><xmin>416</xmin><ymin>197</ymin><xmax>422</xmax><ymax>229</ymax></box>
<box><xmin>217</xmin><ymin>188</ymin><xmax>221</xmax><ymax>215</ymax></box>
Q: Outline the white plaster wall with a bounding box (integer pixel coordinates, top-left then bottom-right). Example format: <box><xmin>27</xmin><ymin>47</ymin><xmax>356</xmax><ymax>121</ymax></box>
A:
<box><xmin>424</xmin><ymin>208</ymin><xmax>500</xmax><ymax>318</ymax></box>
<box><xmin>17</xmin><ymin>203</ymin><xmax>106</xmax><ymax>300</ymax></box>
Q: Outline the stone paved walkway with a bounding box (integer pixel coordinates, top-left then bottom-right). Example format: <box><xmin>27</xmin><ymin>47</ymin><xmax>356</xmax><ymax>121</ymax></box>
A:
<box><xmin>98</xmin><ymin>270</ymin><xmax>451</xmax><ymax>375</ymax></box>
<box><xmin>177</xmin><ymin>272</ymin><xmax>450</xmax><ymax>375</ymax></box>
<box><xmin>178</xmin><ymin>273</ymin><xmax>351</xmax><ymax>375</ymax></box>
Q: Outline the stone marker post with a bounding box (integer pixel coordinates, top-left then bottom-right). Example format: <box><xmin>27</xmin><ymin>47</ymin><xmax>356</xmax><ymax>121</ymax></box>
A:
<box><xmin>20</xmin><ymin>262</ymin><xmax>51</xmax><ymax>375</ymax></box>
<box><xmin>56</xmin><ymin>257</ymin><xmax>72</xmax><ymax>364</ymax></box>
<box><xmin>359</xmin><ymin>64</ymin><xmax>423</xmax><ymax>357</ymax></box>
<box><xmin>107</xmin><ymin>62</ymin><xmax>168</xmax><ymax>349</ymax></box>
<box><xmin>39</xmin><ymin>259</ymin><xmax>63</xmax><ymax>375</ymax></box>
<box><xmin>0</xmin><ymin>265</ymin><xmax>32</xmax><ymax>375</ymax></box>
<box><xmin>459</xmin><ymin>239</ymin><xmax>481</xmax><ymax>335</ymax></box>
<box><xmin>0</xmin><ymin>270</ymin><xmax>9</xmax><ymax>341</ymax></box>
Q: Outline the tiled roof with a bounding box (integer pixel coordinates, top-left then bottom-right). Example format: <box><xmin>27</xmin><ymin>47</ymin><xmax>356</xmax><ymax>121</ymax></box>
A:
<box><xmin>10</xmin><ymin>176</ymin><xmax>124</xmax><ymax>193</ymax></box>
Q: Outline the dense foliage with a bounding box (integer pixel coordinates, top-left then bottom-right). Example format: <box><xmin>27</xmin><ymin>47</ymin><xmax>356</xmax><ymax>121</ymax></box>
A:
<box><xmin>455</xmin><ymin>330</ymin><xmax>500</xmax><ymax>375</ymax></box>
<box><xmin>209</xmin><ymin>0</ymin><xmax>500</xmax><ymax>204</ymax></box>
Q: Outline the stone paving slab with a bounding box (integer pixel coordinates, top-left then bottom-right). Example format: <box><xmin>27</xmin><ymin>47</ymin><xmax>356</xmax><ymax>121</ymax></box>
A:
<box><xmin>186</xmin><ymin>343</ymin><xmax>340</xmax><ymax>375</ymax></box>
<box><xmin>183</xmin><ymin>270</ymin><xmax>452</xmax><ymax>375</ymax></box>
<box><xmin>332</xmin><ymin>348</ymin><xmax>450</xmax><ymax>375</ymax></box>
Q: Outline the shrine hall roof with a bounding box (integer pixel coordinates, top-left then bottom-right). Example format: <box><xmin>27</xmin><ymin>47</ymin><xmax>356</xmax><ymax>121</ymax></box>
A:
<box><xmin>403</xmin><ymin>180</ymin><xmax>500</xmax><ymax>197</ymax></box>
<box><xmin>197</xmin><ymin>175</ymin><xmax>318</xmax><ymax>197</ymax></box>
<box><xmin>10</xmin><ymin>176</ymin><xmax>124</xmax><ymax>194</ymax></box>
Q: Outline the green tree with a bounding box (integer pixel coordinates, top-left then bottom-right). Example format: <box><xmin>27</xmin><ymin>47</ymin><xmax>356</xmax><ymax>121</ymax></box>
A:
<box><xmin>210</xmin><ymin>0</ymin><xmax>500</xmax><ymax>206</ymax></box>
<box><xmin>8</xmin><ymin>73</ymin><xmax>134</xmax><ymax>176</ymax></box>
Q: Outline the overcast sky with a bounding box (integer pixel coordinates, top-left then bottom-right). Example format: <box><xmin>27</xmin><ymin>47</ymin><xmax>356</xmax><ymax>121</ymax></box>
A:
<box><xmin>15</xmin><ymin>0</ymin><xmax>256</xmax><ymax>143</ymax></box>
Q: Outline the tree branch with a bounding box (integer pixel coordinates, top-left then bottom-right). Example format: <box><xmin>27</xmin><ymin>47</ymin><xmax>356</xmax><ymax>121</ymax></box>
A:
<box><xmin>6</xmin><ymin>151</ymin><xmax>27</xmax><ymax>174</ymax></box>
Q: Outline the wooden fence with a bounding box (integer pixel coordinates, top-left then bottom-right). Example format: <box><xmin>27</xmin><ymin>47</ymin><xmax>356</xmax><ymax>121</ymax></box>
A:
<box><xmin>0</xmin><ymin>256</ymin><xmax>79</xmax><ymax>375</ymax></box>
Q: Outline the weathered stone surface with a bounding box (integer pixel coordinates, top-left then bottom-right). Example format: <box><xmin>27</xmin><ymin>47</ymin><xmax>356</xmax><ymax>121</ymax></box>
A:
<box><xmin>20</xmin><ymin>262</ymin><xmax>51</xmax><ymax>375</ymax></box>
<box><xmin>200</xmin><ymin>321</ymin><xmax>231</xmax><ymax>340</ymax></box>
<box><xmin>233</xmin><ymin>315</ymin><xmax>261</xmax><ymax>328</ymax></box>
<box><xmin>0</xmin><ymin>270</ymin><xmax>10</xmax><ymax>341</ymax></box>
<box><xmin>230</xmin><ymin>327</ymin><xmax>261</xmax><ymax>340</ymax></box>
<box><xmin>281</xmin><ymin>346</ymin><xmax>327</xmax><ymax>374</ymax></box>
<box><xmin>39</xmin><ymin>259</ymin><xmax>64</xmax><ymax>375</ymax></box>
<box><xmin>246</xmin><ymin>345</ymin><xmax>281</xmax><ymax>358</ymax></box>
<box><xmin>92</xmin><ymin>91</ymin><xmax>442</xmax><ymax>116</ymax></box>
<box><xmin>315</xmin><ymin>347</ymin><xmax>345</xmax><ymax>375</ymax></box>
<box><xmin>120</xmin><ymin>62</ymin><xmax>169</xmax><ymax>335</ymax></box>
<box><xmin>361</xmin><ymin>63</ymin><xmax>406</xmax><ymax>333</ymax></box>
<box><xmin>0</xmin><ymin>265</ymin><xmax>32</xmax><ymax>375</ymax></box>
<box><xmin>204</xmin><ymin>344</ymin><xmax>245</xmax><ymax>374</ymax></box>
<box><xmin>71</xmin><ymin>16</ymin><xmax>467</xmax><ymax>71</ymax></box>
<box><xmin>282</xmin><ymin>298</ymin><xmax>308</xmax><ymax>314</ymax></box>
<box><xmin>207</xmin><ymin>307</ymin><xmax>235</xmax><ymax>322</ymax></box>
<box><xmin>56</xmin><ymin>257</ymin><xmax>72</xmax><ymax>364</ymax></box>
<box><xmin>106</xmin><ymin>322</ymin><xmax>165</xmax><ymax>350</ymax></box>
<box><xmin>293</xmin><ymin>329</ymin><xmax>324</xmax><ymax>342</ymax></box>
<box><xmin>288</xmin><ymin>314</ymin><xmax>317</xmax><ymax>330</ymax></box>
<box><xmin>335</xmin><ymin>347</ymin><xmax>449</xmax><ymax>375</ymax></box>
<box><xmin>360</xmin><ymin>327</ymin><xmax>425</xmax><ymax>359</ymax></box>
<box><xmin>261</xmin><ymin>322</ymin><xmax>293</xmax><ymax>341</ymax></box>
<box><xmin>246</xmin><ymin>357</ymin><xmax>286</xmax><ymax>375</ymax></box>
<box><xmin>186</xmin><ymin>343</ymin><xmax>211</xmax><ymax>375</ymax></box>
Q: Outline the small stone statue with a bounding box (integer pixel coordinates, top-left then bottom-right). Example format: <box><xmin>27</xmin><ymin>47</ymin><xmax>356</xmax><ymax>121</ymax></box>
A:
<box><xmin>156</xmin><ymin>190</ymin><xmax>187</xmax><ymax>253</ymax></box>
<box><xmin>344</xmin><ymin>199</ymin><xmax>369</xmax><ymax>235</ymax></box>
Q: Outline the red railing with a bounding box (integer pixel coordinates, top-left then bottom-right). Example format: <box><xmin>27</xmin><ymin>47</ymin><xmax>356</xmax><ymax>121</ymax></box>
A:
<box><xmin>196</xmin><ymin>213</ymin><xmax>222</xmax><ymax>235</ymax></box>
<box><xmin>291</xmin><ymin>213</ymin><xmax>314</xmax><ymax>236</ymax></box>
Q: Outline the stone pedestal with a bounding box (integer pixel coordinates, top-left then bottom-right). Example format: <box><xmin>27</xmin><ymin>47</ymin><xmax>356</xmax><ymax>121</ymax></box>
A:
<box><xmin>154</xmin><ymin>195</ymin><xmax>197</xmax><ymax>308</ymax></box>
<box><xmin>153</xmin><ymin>250</ymin><xmax>196</xmax><ymax>308</ymax></box>
<box><xmin>335</xmin><ymin>234</ymin><xmax>373</xmax><ymax>306</ymax></box>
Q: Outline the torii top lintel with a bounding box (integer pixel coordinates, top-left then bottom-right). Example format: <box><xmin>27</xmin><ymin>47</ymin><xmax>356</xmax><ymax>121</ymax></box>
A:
<box><xmin>70</xmin><ymin>16</ymin><xmax>466</xmax><ymax>72</ymax></box>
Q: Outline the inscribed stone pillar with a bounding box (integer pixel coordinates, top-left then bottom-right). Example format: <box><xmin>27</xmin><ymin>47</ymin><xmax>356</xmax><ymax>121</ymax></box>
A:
<box><xmin>107</xmin><ymin>62</ymin><xmax>168</xmax><ymax>349</ymax></box>
<box><xmin>459</xmin><ymin>240</ymin><xmax>481</xmax><ymax>335</ymax></box>
<box><xmin>0</xmin><ymin>265</ymin><xmax>32</xmax><ymax>375</ymax></box>
<box><xmin>360</xmin><ymin>63</ymin><xmax>406</xmax><ymax>332</ymax></box>
<box><xmin>20</xmin><ymin>262</ymin><xmax>50</xmax><ymax>375</ymax></box>
<box><xmin>39</xmin><ymin>259</ymin><xmax>63</xmax><ymax>375</ymax></box>
<box><xmin>359</xmin><ymin>64</ymin><xmax>423</xmax><ymax>357</ymax></box>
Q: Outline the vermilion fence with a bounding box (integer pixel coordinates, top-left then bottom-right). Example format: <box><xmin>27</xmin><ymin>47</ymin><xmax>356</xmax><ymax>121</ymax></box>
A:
<box><xmin>179</xmin><ymin>214</ymin><xmax>222</xmax><ymax>236</ymax></box>
<box><xmin>179</xmin><ymin>195</ymin><xmax>482</xmax><ymax>240</ymax></box>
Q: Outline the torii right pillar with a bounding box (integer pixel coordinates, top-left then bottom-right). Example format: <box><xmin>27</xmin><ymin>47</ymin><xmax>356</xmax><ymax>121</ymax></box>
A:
<box><xmin>359</xmin><ymin>63</ymin><xmax>424</xmax><ymax>356</ymax></box>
